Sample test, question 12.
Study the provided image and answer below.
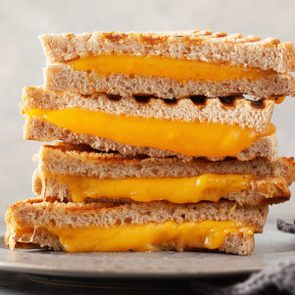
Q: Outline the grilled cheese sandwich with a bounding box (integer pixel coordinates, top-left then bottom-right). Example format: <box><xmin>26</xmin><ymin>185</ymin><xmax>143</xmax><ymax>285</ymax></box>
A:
<box><xmin>33</xmin><ymin>143</ymin><xmax>294</xmax><ymax>205</ymax></box>
<box><xmin>5</xmin><ymin>199</ymin><xmax>265</xmax><ymax>255</ymax></box>
<box><xmin>41</xmin><ymin>30</ymin><xmax>295</xmax><ymax>98</ymax></box>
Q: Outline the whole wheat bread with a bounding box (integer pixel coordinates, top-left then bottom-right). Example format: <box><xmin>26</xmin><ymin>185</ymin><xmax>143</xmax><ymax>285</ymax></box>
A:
<box><xmin>44</xmin><ymin>64</ymin><xmax>295</xmax><ymax>99</ymax></box>
<box><xmin>22</xmin><ymin>86</ymin><xmax>274</xmax><ymax>133</ymax></box>
<box><xmin>37</xmin><ymin>143</ymin><xmax>292</xmax><ymax>181</ymax></box>
<box><xmin>5</xmin><ymin>198</ymin><xmax>268</xmax><ymax>255</ymax></box>
<box><xmin>40</xmin><ymin>30</ymin><xmax>295</xmax><ymax>72</ymax></box>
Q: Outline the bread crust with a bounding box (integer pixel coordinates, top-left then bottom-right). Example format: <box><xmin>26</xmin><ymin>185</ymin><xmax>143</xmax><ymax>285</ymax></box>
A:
<box><xmin>40</xmin><ymin>30</ymin><xmax>295</xmax><ymax>72</ymax></box>
<box><xmin>44</xmin><ymin>64</ymin><xmax>295</xmax><ymax>99</ymax></box>
<box><xmin>24</xmin><ymin>117</ymin><xmax>278</xmax><ymax>161</ymax></box>
<box><xmin>22</xmin><ymin>86</ymin><xmax>274</xmax><ymax>133</ymax></box>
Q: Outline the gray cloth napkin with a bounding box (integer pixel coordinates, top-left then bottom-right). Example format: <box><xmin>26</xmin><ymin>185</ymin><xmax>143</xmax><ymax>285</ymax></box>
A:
<box><xmin>191</xmin><ymin>219</ymin><xmax>295</xmax><ymax>295</ymax></box>
<box><xmin>192</xmin><ymin>257</ymin><xmax>295</xmax><ymax>294</ymax></box>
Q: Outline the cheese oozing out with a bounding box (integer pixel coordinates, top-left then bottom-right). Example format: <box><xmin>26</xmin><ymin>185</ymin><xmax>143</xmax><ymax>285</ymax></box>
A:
<box><xmin>26</xmin><ymin>108</ymin><xmax>275</xmax><ymax>157</ymax></box>
<box><xmin>275</xmin><ymin>96</ymin><xmax>285</xmax><ymax>104</ymax></box>
<box><xmin>44</xmin><ymin>220</ymin><xmax>255</xmax><ymax>252</ymax></box>
<box><xmin>43</xmin><ymin>173</ymin><xmax>253</xmax><ymax>204</ymax></box>
<box><xmin>68</xmin><ymin>54</ymin><xmax>275</xmax><ymax>82</ymax></box>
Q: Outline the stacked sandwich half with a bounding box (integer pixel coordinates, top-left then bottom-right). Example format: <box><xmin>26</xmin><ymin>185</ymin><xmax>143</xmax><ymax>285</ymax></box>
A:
<box><xmin>6</xmin><ymin>30</ymin><xmax>295</xmax><ymax>255</ymax></box>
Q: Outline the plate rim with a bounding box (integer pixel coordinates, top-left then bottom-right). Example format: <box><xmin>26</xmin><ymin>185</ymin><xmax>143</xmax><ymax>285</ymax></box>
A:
<box><xmin>0</xmin><ymin>260</ymin><xmax>260</xmax><ymax>278</ymax></box>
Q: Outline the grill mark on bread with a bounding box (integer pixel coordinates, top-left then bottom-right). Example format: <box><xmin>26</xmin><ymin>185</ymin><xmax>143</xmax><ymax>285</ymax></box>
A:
<box><xmin>189</xmin><ymin>95</ymin><xmax>207</xmax><ymax>106</ymax></box>
<box><xmin>219</xmin><ymin>96</ymin><xmax>237</xmax><ymax>107</ymax></box>
<box><xmin>163</xmin><ymin>98</ymin><xmax>178</xmax><ymax>105</ymax></box>
<box><xmin>133</xmin><ymin>95</ymin><xmax>153</xmax><ymax>104</ymax></box>
<box><xmin>106</xmin><ymin>93</ymin><xmax>263</xmax><ymax>109</ymax></box>
<box><xmin>43</xmin><ymin>91</ymin><xmax>270</xmax><ymax>112</ymax></box>
<box><xmin>51</xmin><ymin>30</ymin><xmax>282</xmax><ymax>48</ymax></box>
<box><xmin>108</xmin><ymin>94</ymin><xmax>122</xmax><ymax>101</ymax></box>
<box><xmin>250</xmin><ymin>100</ymin><xmax>265</xmax><ymax>109</ymax></box>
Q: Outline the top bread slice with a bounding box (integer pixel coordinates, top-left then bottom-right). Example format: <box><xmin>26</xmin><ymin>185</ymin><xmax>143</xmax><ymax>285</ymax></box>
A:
<box><xmin>40</xmin><ymin>30</ymin><xmax>295</xmax><ymax>99</ymax></box>
<box><xmin>40</xmin><ymin>30</ymin><xmax>295</xmax><ymax>73</ymax></box>
<box><xmin>37</xmin><ymin>143</ymin><xmax>295</xmax><ymax>183</ymax></box>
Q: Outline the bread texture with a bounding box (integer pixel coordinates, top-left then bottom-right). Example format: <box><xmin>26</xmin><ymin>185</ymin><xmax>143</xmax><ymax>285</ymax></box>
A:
<box><xmin>6</xmin><ymin>198</ymin><xmax>268</xmax><ymax>255</ymax></box>
<box><xmin>22</xmin><ymin>86</ymin><xmax>275</xmax><ymax>133</ymax></box>
<box><xmin>40</xmin><ymin>30</ymin><xmax>295</xmax><ymax>72</ymax></box>
<box><xmin>44</xmin><ymin>64</ymin><xmax>295</xmax><ymax>99</ymax></box>
<box><xmin>36</xmin><ymin>144</ymin><xmax>292</xmax><ymax>179</ymax></box>
<box><xmin>32</xmin><ymin>143</ymin><xmax>294</xmax><ymax>205</ymax></box>
<box><xmin>24</xmin><ymin>117</ymin><xmax>278</xmax><ymax>161</ymax></box>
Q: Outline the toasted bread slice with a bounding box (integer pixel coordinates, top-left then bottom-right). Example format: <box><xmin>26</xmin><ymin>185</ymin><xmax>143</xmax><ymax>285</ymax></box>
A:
<box><xmin>5</xmin><ymin>198</ymin><xmax>268</xmax><ymax>255</ymax></box>
<box><xmin>36</xmin><ymin>143</ymin><xmax>294</xmax><ymax>180</ymax></box>
<box><xmin>40</xmin><ymin>30</ymin><xmax>295</xmax><ymax>72</ymax></box>
<box><xmin>32</xmin><ymin>143</ymin><xmax>294</xmax><ymax>206</ymax></box>
<box><xmin>44</xmin><ymin>63</ymin><xmax>295</xmax><ymax>99</ymax></box>
<box><xmin>22</xmin><ymin>87</ymin><xmax>275</xmax><ymax>133</ymax></box>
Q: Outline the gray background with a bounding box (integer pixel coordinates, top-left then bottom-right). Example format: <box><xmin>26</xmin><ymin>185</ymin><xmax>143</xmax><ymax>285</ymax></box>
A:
<box><xmin>1</xmin><ymin>0</ymin><xmax>295</xmax><ymax>221</ymax></box>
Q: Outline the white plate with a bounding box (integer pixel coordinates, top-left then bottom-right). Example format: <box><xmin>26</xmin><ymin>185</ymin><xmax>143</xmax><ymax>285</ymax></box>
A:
<box><xmin>0</xmin><ymin>222</ymin><xmax>294</xmax><ymax>278</ymax></box>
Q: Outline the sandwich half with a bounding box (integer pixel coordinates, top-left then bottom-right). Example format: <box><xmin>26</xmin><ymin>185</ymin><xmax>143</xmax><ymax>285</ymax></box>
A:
<box><xmin>33</xmin><ymin>143</ymin><xmax>295</xmax><ymax>206</ymax></box>
<box><xmin>40</xmin><ymin>30</ymin><xmax>295</xmax><ymax>98</ymax></box>
<box><xmin>5</xmin><ymin>198</ymin><xmax>268</xmax><ymax>255</ymax></box>
<box><xmin>22</xmin><ymin>87</ymin><xmax>278</xmax><ymax>160</ymax></box>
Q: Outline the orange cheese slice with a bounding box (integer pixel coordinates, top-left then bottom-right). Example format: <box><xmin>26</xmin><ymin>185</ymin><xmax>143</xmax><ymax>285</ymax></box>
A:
<box><xmin>26</xmin><ymin>108</ymin><xmax>275</xmax><ymax>157</ymax></box>
<box><xmin>45</xmin><ymin>173</ymin><xmax>253</xmax><ymax>204</ymax></box>
<box><xmin>46</xmin><ymin>220</ymin><xmax>254</xmax><ymax>252</ymax></box>
<box><xmin>68</xmin><ymin>54</ymin><xmax>275</xmax><ymax>81</ymax></box>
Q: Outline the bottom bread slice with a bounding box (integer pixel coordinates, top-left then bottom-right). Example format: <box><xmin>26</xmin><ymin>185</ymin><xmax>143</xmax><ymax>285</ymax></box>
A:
<box><xmin>5</xmin><ymin>199</ymin><xmax>268</xmax><ymax>255</ymax></box>
<box><xmin>24</xmin><ymin>117</ymin><xmax>278</xmax><ymax>161</ymax></box>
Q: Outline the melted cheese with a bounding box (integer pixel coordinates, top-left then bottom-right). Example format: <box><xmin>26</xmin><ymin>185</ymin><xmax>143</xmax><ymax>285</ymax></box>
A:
<box><xmin>275</xmin><ymin>96</ymin><xmax>285</xmax><ymax>104</ymax></box>
<box><xmin>68</xmin><ymin>54</ymin><xmax>275</xmax><ymax>81</ymax></box>
<box><xmin>47</xmin><ymin>221</ymin><xmax>254</xmax><ymax>252</ymax></box>
<box><xmin>46</xmin><ymin>173</ymin><xmax>253</xmax><ymax>203</ymax></box>
<box><xmin>26</xmin><ymin>108</ymin><xmax>275</xmax><ymax>157</ymax></box>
